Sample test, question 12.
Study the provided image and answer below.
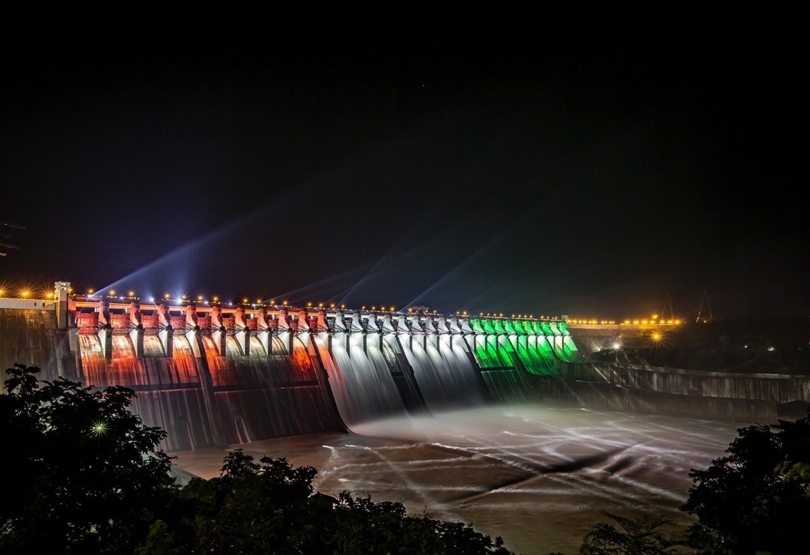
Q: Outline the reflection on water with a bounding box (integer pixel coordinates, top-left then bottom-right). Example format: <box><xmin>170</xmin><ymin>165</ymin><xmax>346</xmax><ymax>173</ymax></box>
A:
<box><xmin>172</xmin><ymin>405</ymin><xmax>742</xmax><ymax>555</ymax></box>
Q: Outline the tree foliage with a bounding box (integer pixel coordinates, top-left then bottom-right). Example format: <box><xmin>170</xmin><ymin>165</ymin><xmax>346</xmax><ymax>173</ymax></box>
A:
<box><xmin>175</xmin><ymin>449</ymin><xmax>513</xmax><ymax>554</ymax></box>
<box><xmin>177</xmin><ymin>449</ymin><xmax>325</xmax><ymax>554</ymax></box>
<box><xmin>574</xmin><ymin>513</ymin><xmax>684</xmax><ymax>555</ymax></box>
<box><xmin>0</xmin><ymin>364</ymin><xmax>176</xmax><ymax>555</ymax></box>
<box><xmin>681</xmin><ymin>415</ymin><xmax>810</xmax><ymax>555</ymax></box>
<box><xmin>332</xmin><ymin>492</ymin><xmax>512</xmax><ymax>555</ymax></box>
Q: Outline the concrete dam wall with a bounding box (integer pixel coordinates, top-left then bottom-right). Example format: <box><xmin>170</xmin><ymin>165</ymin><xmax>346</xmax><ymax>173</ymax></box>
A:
<box><xmin>0</xmin><ymin>299</ymin><xmax>575</xmax><ymax>450</ymax></box>
<box><xmin>557</xmin><ymin>361</ymin><xmax>810</xmax><ymax>421</ymax></box>
<box><xmin>3</xmin><ymin>294</ymin><xmax>809</xmax><ymax>452</ymax></box>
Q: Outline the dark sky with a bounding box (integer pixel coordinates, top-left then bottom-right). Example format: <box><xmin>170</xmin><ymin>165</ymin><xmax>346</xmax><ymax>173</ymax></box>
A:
<box><xmin>1</xmin><ymin>41</ymin><xmax>806</xmax><ymax>318</ymax></box>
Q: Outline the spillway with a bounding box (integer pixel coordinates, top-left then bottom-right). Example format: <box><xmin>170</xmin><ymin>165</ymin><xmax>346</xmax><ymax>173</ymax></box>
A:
<box><xmin>12</xmin><ymin>283</ymin><xmax>805</xmax><ymax>454</ymax></box>
<box><xmin>319</xmin><ymin>332</ymin><xmax>408</xmax><ymax>427</ymax></box>
<box><xmin>399</xmin><ymin>334</ymin><xmax>487</xmax><ymax>412</ymax></box>
<box><xmin>7</xmin><ymin>285</ymin><xmax>810</xmax><ymax>555</ymax></box>
<box><xmin>1</xmin><ymin>289</ymin><xmax>588</xmax><ymax>449</ymax></box>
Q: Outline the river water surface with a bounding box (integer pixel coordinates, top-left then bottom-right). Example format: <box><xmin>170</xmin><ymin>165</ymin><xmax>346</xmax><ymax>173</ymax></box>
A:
<box><xmin>172</xmin><ymin>405</ymin><xmax>743</xmax><ymax>554</ymax></box>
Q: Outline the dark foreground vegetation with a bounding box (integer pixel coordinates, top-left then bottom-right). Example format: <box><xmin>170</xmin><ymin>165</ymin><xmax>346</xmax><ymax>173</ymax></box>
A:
<box><xmin>0</xmin><ymin>364</ymin><xmax>511</xmax><ymax>555</ymax></box>
<box><xmin>2</xmin><ymin>364</ymin><xmax>809</xmax><ymax>554</ymax></box>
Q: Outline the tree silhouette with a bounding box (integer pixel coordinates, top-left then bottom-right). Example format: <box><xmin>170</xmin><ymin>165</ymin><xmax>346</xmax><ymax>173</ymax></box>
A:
<box><xmin>178</xmin><ymin>449</ymin><xmax>514</xmax><ymax>554</ymax></box>
<box><xmin>682</xmin><ymin>416</ymin><xmax>810</xmax><ymax>555</ymax></box>
<box><xmin>0</xmin><ymin>364</ymin><xmax>176</xmax><ymax>555</ymax></box>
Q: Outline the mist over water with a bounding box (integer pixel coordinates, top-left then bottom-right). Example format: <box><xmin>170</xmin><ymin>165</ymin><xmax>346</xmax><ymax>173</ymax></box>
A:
<box><xmin>173</xmin><ymin>405</ymin><xmax>741</xmax><ymax>554</ymax></box>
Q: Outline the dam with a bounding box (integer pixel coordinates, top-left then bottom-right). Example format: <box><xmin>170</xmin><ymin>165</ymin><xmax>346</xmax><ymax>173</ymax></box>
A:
<box><xmin>0</xmin><ymin>283</ymin><xmax>577</xmax><ymax>450</ymax></box>
<box><xmin>5</xmin><ymin>282</ymin><xmax>810</xmax><ymax>553</ymax></box>
<box><xmin>2</xmin><ymin>282</ymin><xmax>809</xmax><ymax>452</ymax></box>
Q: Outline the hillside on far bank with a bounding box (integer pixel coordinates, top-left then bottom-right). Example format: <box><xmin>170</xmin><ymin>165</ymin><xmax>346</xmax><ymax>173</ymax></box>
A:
<box><xmin>587</xmin><ymin>315</ymin><xmax>810</xmax><ymax>375</ymax></box>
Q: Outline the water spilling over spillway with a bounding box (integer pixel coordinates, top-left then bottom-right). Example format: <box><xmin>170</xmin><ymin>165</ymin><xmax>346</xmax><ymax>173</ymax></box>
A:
<box><xmin>4</xmin><ymin>288</ymin><xmax>807</xmax><ymax>449</ymax></box>
<box><xmin>2</xmin><ymin>295</ymin><xmax>582</xmax><ymax>450</ymax></box>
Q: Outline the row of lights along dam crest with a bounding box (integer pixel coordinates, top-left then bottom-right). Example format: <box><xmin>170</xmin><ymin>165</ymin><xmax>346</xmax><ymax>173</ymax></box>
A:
<box><xmin>0</xmin><ymin>282</ymin><xmax>683</xmax><ymax>332</ymax></box>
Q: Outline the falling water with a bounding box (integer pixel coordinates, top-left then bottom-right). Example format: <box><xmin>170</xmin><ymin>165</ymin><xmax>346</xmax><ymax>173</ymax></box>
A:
<box><xmin>397</xmin><ymin>334</ymin><xmax>486</xmax><ymax>412</ymax></box>
<box><xmin>78</xmin><ymin>334</ymin><xmax>107</xmax><ymax>386</ymax></box>
<box><xmin>317</xmin><ymin>332</ymin><xmax>407</xmax><ymax>427</ymax></box>
<box><xmin>203</xmin><ymin>334</ymin><xmax>342</xmax><ymax>443</ymax></box>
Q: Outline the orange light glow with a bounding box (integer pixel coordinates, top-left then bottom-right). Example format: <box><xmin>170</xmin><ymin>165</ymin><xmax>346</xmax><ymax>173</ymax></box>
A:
<box><xmin>647</xmin><ymin>328</ymin><xmax>667</xmax><ymax>347</ymax></box>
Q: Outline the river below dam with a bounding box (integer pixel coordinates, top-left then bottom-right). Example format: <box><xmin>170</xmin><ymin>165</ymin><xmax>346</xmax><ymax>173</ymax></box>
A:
<box><xmin>172</xmin><ymin>404</ymin><xmax>743</xmax><ymax>554</ymax></box>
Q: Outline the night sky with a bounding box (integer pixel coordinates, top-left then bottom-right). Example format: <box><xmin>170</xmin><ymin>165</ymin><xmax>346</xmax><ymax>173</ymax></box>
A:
<box><xmin>1</xmin><ymin>41</ymin><xmax>806</xmax><ymax>319</ymax></box>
